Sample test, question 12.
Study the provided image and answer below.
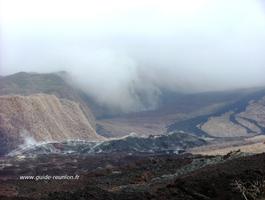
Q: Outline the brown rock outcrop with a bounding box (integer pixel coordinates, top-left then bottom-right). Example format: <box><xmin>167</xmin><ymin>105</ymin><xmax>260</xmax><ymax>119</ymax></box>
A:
<box><xmin>0</xmin><ymin>94</ymin><xmax>105</xmax><ymax>155</ymax></box>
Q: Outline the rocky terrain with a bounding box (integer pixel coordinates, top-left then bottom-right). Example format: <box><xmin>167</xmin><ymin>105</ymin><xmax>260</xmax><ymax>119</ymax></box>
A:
<box><xmin>1</xmin><ymin>151</ymin><xmax>265</xmax><ymax>200</ymax></box>
<box><xmin>0</xmin><ymin>94</ymin><xmax>104</xmax><ymax>155</ymax></box>
<box><xmin>6</xmin><ymin>131</ymin><xmax>206</xmax><ymax>157</ymax></box>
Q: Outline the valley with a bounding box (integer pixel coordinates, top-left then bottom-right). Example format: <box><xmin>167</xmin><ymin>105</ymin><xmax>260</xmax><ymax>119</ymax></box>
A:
<box><xmin>1</xmin><ymin>72</ymin><xmax>265</xmax><ymax>200</ymax></box>
<box><xmin>2</xmin><ymin>0</ymin><xmax>265</xmax><ymax>199</ymax></box>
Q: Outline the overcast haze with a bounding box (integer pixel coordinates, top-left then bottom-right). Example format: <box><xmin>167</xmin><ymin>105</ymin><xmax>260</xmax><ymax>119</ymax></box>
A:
<box><xmin>1</xmin><ymin>0</ymin><xmax>265</xmax><ymax>111</ymax></box>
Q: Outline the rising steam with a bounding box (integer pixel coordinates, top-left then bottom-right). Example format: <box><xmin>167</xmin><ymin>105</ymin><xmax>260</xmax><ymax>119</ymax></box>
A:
<box><xmin>1</xmin><ymin>0</ymin><xmax>265</xmax><ymax>112</ymax></box>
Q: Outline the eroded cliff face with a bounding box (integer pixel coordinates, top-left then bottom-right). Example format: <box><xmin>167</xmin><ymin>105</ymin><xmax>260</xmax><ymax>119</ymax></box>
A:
<box><xmin>0</xmin><ymin>72</ymin><xmax>96</xmax><ymax>128</ymax></box>
<box><xmin>0</xmin><ymin>94</ymin><xmax>105</xmax><ymax>155</ymax></box>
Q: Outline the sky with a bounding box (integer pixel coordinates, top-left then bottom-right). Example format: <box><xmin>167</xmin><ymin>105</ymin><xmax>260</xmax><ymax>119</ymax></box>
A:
<box><xmin>1</xmin><ymin>0</ymin><xmax>265</xmax><ymax>112</ymax></box>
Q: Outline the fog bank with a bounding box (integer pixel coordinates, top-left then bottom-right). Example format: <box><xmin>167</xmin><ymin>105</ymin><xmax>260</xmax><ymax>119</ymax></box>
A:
<box><xmin>1</xmin><ymin>0</ymin><xmax>265</xmax><ymax>112</ymax></box>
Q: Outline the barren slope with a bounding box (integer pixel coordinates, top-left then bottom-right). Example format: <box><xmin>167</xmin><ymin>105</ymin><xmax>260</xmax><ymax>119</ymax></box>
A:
<box><xmin>168</xmin><ymin>89</ymin><xmax>265</xmax><ymax>137</ymax></box>
<box><xmin>0</xmin><ymin>72</ymin><xmax>96</xmax><ymax>127</ymax></box>
<box><xmin>0</xmin><ymin>94</ymin><xmax>105</xmax><ymax>155</ymax></box>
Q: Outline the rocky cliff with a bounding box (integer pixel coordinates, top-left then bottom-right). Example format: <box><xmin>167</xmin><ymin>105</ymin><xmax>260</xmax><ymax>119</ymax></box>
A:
<box><xmin>0</xmin><ymin>72</ymin><xmax>96</xmax><ymax>127</ymax></box>
<box><xmin>0</xmin><ymin>94</ymin><xmax>105</xmax><ymax>155</ymax></box>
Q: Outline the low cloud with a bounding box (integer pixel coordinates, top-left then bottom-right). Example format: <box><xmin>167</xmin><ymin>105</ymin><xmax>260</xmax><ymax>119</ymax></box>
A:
<box><xmin>1</xmin><ymin>0</ymin><xmax>265</xmax><ymax>112</ymax></box>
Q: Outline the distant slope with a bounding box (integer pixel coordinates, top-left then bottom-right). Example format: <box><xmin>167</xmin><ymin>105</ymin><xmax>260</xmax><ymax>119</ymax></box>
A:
<box><xmin>0</xmin><ymin>94</ymin><xmax>105</xmax><ymax>155</ymax></box>
<box><xmin>97</xmin><ymin>89</ymin><xmax>258</xmax><ymax>137</ymax></box>
<box><xmin>168</xmin><ymin>88</ymin><xmax>265</xmax><ymax>137</ymax></box>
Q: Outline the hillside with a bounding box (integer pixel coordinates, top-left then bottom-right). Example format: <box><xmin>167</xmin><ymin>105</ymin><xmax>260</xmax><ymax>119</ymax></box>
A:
<box><xmin>0</xmin><ymin>72</ymin><xmax>96</xmax><ymax>127</ymax></box>
<box><xmin>0</xmin><ymin>94</ymin><xmax>104</xmax><ymax>155</ymax></box>
<box><xmin>168</xmin><ymin>89</ymin><xmax>265</xmax><ymax>137</ymax></box>
<box><xmin>1</xmin><ymin>72</ymin><xmax>265</xmax><ymax>140</ymax></box>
